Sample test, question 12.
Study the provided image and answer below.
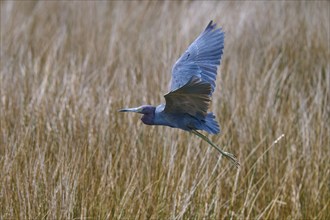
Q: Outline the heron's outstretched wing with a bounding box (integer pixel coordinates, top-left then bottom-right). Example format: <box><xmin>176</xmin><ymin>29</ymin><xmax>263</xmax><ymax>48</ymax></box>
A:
<box><xmin>170</xmin><ymin>20</ymin><xmax>224</xmax><ymax>95</ymax></box>
<box><xmin>164</xmin><ymin>76</ymin><xmax>211</xmax><ymax>116</ymax></box>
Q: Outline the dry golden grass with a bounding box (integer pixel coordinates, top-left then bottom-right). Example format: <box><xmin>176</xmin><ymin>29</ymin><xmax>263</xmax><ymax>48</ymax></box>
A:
<box><xmin>1</xmin><ymin>1</ymin><xmax>329</xmax><ymax>219</ymax></box>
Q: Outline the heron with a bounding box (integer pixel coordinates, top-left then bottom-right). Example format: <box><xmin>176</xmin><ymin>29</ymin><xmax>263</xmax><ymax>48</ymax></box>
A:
<box><xmin>119</xmin><ymin>21</ymin><xmax>239</xmax><ymax>167</ymax></box>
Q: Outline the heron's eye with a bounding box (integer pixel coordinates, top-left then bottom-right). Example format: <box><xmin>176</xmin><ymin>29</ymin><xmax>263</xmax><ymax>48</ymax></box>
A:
<box><xmin>186</xmin><ymin>53</ymin><xmax>190</xmax><ymax>60</ymax></box>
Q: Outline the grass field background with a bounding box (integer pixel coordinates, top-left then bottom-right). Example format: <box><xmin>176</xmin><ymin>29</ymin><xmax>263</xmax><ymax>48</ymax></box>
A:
<box><xmin>1</xmin><ymin>1</ymin><xmax>329</xmax><ymax>219</ymax></box>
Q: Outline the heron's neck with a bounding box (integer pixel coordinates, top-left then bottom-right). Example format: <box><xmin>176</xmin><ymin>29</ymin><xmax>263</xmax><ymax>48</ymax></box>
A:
<box><xmin>152</xmin><ymin>104</ymin><xmax>174</xmax><ymax>127</ymax></box>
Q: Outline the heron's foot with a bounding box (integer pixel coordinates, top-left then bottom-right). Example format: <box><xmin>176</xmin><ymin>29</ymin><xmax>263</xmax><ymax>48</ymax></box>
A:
<box><xmin>222</xmin><ymin>151</ymin><xmax>240</xmax><ymax>168</ymax></box>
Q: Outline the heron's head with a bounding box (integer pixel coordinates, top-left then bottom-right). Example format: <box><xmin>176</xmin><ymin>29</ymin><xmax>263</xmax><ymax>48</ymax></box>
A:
<box><xmin>119</xmin><ymin>105</ymin><xmax>156</xmax><ymax>125</ymax></box>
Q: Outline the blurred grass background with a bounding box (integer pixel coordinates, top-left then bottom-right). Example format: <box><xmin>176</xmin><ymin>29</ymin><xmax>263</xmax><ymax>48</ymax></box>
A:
<box><xmin>1</xmin><ymin>1</ymin><xmax>329</xmax><ymax>219</ymax></box>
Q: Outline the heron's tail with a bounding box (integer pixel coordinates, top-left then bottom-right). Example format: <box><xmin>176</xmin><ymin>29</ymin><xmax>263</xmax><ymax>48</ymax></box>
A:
<box><xmin>202</xmin><ymin>113</ymin><xmax>220</xmax><ymax>134</ymax></box>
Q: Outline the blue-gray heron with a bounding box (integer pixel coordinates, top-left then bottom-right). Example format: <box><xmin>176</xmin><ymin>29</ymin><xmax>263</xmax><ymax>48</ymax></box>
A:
<box><xmin>120</xmin><ymin>21</ymin><xmax>239</xmax><ymax>167</ymax></box>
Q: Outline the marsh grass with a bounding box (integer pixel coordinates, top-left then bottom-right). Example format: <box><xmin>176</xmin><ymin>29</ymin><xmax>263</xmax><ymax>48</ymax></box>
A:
<box><xmin>1</xmin><ymin>1</ymin><xmax>329</xmax><ymax>219</ymax></box>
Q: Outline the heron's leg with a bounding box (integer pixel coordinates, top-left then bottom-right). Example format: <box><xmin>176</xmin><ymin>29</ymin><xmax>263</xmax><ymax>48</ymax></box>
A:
<box><xmin>191</xmin><ymin>130</ymin><xmax>240</xmax><ymax>167</ymax></box>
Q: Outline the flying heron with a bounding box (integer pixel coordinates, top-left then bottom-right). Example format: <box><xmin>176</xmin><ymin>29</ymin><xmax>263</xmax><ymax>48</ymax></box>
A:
<box><xmin>120</xmin><ymin>21</ymin><xmax>239</xmax><ymax>167</ymax></box>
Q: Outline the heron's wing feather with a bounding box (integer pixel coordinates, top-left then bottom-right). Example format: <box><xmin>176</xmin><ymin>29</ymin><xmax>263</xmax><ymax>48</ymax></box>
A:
<box><xmin>170</xmin><ymin>21</ymin><xmax>224</xmax><ymax>95</ymax></box>
<box><xmin>164</xmin><ymin>76</ymin><xmax>211</xmax><ymax>116</ymax></box>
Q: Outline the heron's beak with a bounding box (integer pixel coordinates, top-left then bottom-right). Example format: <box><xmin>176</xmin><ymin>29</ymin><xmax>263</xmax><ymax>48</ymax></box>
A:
<box><xmin>118</xmin><ymin>107</ymin><xmax>143</xmax><ymax>113</ymax></box>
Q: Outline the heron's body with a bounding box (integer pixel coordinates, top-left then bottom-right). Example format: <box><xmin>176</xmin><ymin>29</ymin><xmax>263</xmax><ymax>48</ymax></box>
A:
<box><xmin>120</xmin><ymin>21</ymin><xmax>239</xmax><ymax>166</ymax></box>
<box><xmin>142</xmin><ymin>104</ymin><xmax>219</xmax><ymax>135</ymax></box>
